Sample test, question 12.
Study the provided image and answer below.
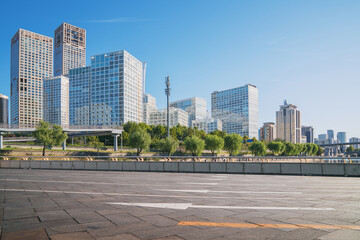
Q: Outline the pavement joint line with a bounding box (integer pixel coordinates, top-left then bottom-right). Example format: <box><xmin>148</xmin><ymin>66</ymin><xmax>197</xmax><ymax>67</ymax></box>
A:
<box><xmin>155</xmin><ymin>189</ymin><xmax>303</xmax><ymax>194</ymax></box>
<box><xmin>177</xmin><ymin>221</ymin><xmax>360</xmax><ymax>230</ymax></box>
<box><xmin>0</xmin><ymin>188</ymin><xmax>297</xmax><ymax>200</ymax></box>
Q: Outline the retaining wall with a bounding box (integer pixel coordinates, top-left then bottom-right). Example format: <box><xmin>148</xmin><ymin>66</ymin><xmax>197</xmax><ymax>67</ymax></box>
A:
<box><xmin>0</xmin><ymin>160</ymin><xmax>359</xmax><ymax>176</ymax></box>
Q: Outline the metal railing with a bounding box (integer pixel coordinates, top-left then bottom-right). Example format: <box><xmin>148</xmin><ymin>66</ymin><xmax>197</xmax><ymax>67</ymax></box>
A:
<box><xmin>0</xmin><ymin>155</ymin><xmax>359</xmax><ymax>163</ymax></box>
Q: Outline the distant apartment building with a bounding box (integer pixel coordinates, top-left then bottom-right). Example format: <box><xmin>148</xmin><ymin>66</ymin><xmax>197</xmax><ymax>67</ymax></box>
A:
<box><xmin>143</xmin><ymin>94</ymin><xmax>157</xmax><ymax>125</ymax></box>
<box><xmin>211</xmin><ymin>84</ymin><xmax>258</xmax><ymax>138</ymax></box>
<box><xmin>69</xmin><ymin>50</ymin><xmax>145</xmax><ymax>126</ymax></box>
<box><xmin>0</xmin><ymin>94</ymin><xmax>9</xmax><ymax>125</ymax></box>
<box><xmin>349</xmin><ymin>137</ymin><xmax>360</xmax><ymax>149</ymax></box>
<box><xmin>301</xmin><ymin>126</ymin><xmax>314</xmax><ymax>143</ymax></box>
<box><xmin>259</xmin><ymin>122</ymin><xmax>276</xmax><ymax>142</ymax></box>
<box><xmin>43</xmin><ymin>76</ymin><xmax>69</xmax><ymax>126</ymax></box>
<box><xmin>54</xmin><ymin>23</ymin><xmax>86</xmax><ymax>76</ymax></box>
<box><xmin>170</xmin><ymin>97</ymin><xmax>207</xmax><ymax>127</ymax></box>
<box><xmin>191</xmin><ymin>118</ymin><xmax>222</xmax><ymax>134</ymax></box>
<box><xmin>337</xmin><ymin>132</ymin><xmax>347</xmax><ymax>143</ymax></box>
<box><xmin>276</xmin><ymin>100</ymin><xmax>301</xmax><ymax>143</ymax></box>
<box><xmin>10</xmin><ymin>29</ymin><xmax>53</xmax><ymax>128</ymax></box>
<box><xmin>148</xmin><ymin>107</ymin><xmax>188</xmax><ymax>127</ymax></box>
<box><xmin>327</xmin><ymin>129</ymin><xmax>334</xmax><ymax>140</ymax></box>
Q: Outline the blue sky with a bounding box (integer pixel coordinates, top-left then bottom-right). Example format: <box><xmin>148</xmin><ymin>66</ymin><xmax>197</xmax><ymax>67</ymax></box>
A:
<box><xmin>1</xmin><ymin>0</ymin><xmax>360</xmax><ymax>138</ymax></box>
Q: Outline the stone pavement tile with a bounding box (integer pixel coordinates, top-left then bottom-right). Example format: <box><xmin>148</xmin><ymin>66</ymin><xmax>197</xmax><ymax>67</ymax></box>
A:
<box><xmin>273</xmin><ymin>228</ymin><xmax>328</xmax><ymax>240</ymax></box>
<box><xmin>1</xmin><ymin>228</ymin><xmax>49</xmax><ymax>240</ymax></box>
<box><xmin>66</xmin><ymin>209</ymin><xmax>107</xmax><ymax>224</ymax></box>
<box><xmin>103</xmin><ymin>213</ymin><xmax>143</xmax><ymax>226</ymax></box>
<box><xmin>38</xmin><ymin>210</ymin><xmax>72</xmax><ymax>221</ymax></box>
<box><xmin>152</xmin><ymin>236</ymin><xmax>184</xmax><ymax>240</ymax></box>
<box><xmin>50</xmin><ymin>231</ymin><xmax>94</xmax><ymax>240</ymax></box>
<box><xmin>96</xmin><ymin>233</ymin><xmax>141</xmax><ymax>240</ymax></box>
<box><xmin>285</xmin><ymin>218</ymin><xmax>336</xmax><ymax>233</ymax></box>
<box><xmin>225</xmin><ymin>211</ymin><xmax>272</xmax><ymax>220</ymax></box>
<box><xmin>220</xmin><ymin>228</ymin><xmax>284</xmax><ymax>240</ymax></box>
<box><xmin>177</xmin><ymin>226</ymin><xmax>242</xmax><ymax>240</ymax></box>
<box><xmin>4</xmin><ymin>207</ymin><xmax>36</xmax><ymax>220</ymax></box>
<box><xmin>46</xmin><ymin>221</ymin><xmax>115</xmax><ymax>236</ymax></box>
<box><xmin>318</xmin><ymin>229</ymin><xmax>360</xmax><ymax>240</ymax></box>
<box><xmin>40</xmin><ymin>218</ymin><xmax>78</xmax><ymax>229</ymax></box>
<box><xmin>133</xmin><ymin>225</ymin><xmax>197</xmax><ymax>240</ymax></box>
<box><xmin>1</xmin><ymin>217</ymin><xmax>41</xmax><ymax>233</ymax></box>
<box><xmin>137</xmin><ymin>214</ymin><xmax>178</xmax><ymax>227</ymax></box>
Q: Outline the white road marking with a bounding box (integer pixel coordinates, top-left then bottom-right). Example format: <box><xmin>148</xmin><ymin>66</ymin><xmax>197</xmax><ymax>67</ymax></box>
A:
<box><xmin>155</xmin><ymin>189</ymin><xmax>209</xmax><ymax>193</ymax></box>
<box><xmin>0</xmin><ymin>188</ymin><xmax>295</xmax><ymax>200</ymax></box>
<box><xmin>106</xmin><ymin>202</ymin><xmax>335</xmax><ymax>211</ymax></box>
<box><xmin>156</xmin><ymin>189</ymin><xmax>302</xmax><ymax>194</ymax></box>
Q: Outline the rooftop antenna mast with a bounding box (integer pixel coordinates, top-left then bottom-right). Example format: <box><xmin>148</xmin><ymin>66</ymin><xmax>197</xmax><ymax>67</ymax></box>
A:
<box><xmin>165</xmin><ymin>76</ymin><xmax>171</xmax><ymax>138</ymax></box>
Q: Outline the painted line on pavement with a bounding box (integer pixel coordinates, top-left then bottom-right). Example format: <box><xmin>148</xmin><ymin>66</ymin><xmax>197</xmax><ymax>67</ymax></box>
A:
<box><xmin>106</xmin><ymin>202</ymin><xmax>334</xmax><ymax>211</ymax></box>
<box><xmin>178</xmin><ymin>221</ymin><xmax>360</xmax><ymax>230</ymax></box>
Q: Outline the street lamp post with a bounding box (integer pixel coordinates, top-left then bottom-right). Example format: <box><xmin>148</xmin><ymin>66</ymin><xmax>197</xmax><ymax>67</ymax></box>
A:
<box><xmin>165</xmin><ymin>76</ymin><xmax>171</xmax><ymax>138</ymax></box>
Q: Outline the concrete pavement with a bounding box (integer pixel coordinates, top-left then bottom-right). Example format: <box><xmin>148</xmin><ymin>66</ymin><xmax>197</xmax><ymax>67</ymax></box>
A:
<box><xmin>0</xmin><ymin>169</ymin><xmax>360</xmax><ymax>239</ymax></box>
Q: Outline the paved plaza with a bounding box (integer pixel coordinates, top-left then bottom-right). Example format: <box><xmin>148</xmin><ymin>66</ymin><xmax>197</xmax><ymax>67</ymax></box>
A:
<box><xmin>0</xmin><ymin>169</ymin><xmax>360</xmax><ymax>239</ymax></box>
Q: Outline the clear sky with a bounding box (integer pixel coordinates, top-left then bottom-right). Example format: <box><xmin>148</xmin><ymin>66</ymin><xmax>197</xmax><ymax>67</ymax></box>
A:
<box><xmin>1</xmin><ymin>0</ymin><xmax>360</xmax><ymax>138</ymax></box>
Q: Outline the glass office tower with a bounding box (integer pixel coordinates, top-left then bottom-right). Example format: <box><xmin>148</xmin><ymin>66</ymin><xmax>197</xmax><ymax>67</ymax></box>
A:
<box><xmin>211</xmin><ymin>84</ymin><xmax>258</xmax><ymax>138</ymax></box>
<box><xmin>170</xmin><ymin>97</ymin><xmax>207</xmax><ymax>127</ymax></box>
<box><xmin>0</xmin><ymin>94</ymin><xmax>9</xmax><ymax>125</ymax></box>
<box><xmin>10</xmin><ymin>29</ymin><xmax>53</xmax><ymax>128</ymax></box>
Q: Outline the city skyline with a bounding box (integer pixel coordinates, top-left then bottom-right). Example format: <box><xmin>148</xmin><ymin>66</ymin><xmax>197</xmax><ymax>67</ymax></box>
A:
<box><xmin>1</xmin><ymin>0</ymin><xmax>360</xmax><ymax>137</ymax></box>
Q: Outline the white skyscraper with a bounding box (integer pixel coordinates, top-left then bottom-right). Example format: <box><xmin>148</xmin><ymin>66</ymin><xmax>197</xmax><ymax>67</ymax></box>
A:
<box><xmin>170</xmin><ymin>97</ymin><xmax>207</xmax><ymax>127</ymax></box>
<box><xmin>276</xmin><ymin>100</ymin><xmax>301</xmax><ymax>143</ymax></box>
<box><xmin>10</xmin><ymin>29</ymin><xmax>53</xmax><ymax>128</ymax></box>
<box><xmin>143</xmin><ymin>94</ymin><xmax>157</xmax><ymax>125</ymax></box>
<box><xmin>43</xmin><ymin>76</ymin><xmax>69</xmax><ymax>126</ymax></box>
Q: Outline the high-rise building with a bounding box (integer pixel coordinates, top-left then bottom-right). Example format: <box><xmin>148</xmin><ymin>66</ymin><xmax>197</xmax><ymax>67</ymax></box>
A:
<box><xmin>170</xmin><ymin>97</ymin><xmax>207</xmax><ymax>127</ymax></box>
<box><xmin>43</xmin><ymin>76</ymin><xmax>69</xmax><ymax>126</ymax></box>
<box><xmin>260</xmin><ymin>122</ymin><xmax>276</xmax><ymax>142</ymax></box>
<box><xmin>69</xmin><ymin>50</ymin><xmax>145</xmax><ymax>126</ymax></box>
<box><xmin>337</xmin><ymin>132</ymin><xmax>347</xmax><ymax>143</ymax></box>
<box><xmin>276</xmin><ymin>100</ymin><xmax>301</xmax><ymax>143</ymax></box>
<box><xmin>0</xmin><ymin>94</ymin><xmax>9</xmax><ymax>126</ymax></box>
<box><xmin>69</xmin><ymin>66</ymin><xmax>91</xmax><ymax>125</ymax></box>
<box><xmin>11</xmin><ymin>29</ymin><xmax>53</xmax><ymax>128</ymax></box>
<box><xmin>54</xmin><ymin>23</ymin><xmax>86</xmax><ymax>76</ymax></box>
<box><xmin>301</xmin><ymin>126</ymin><xmax>314</xmax><ymax>143</ymax></box>
<box><xmin>211</xmin><ymin>84</ymin><xmax>258</xmax><ymax>138</ymax></box>
<box><xmin>349</xmin><ymin>137</ymin><xmax>360</xmax><ymax>149</ymax></box>
<box><xmin>148</xmin><ymin>107</ymin><xmax>188</xmax><ymax>127</ymax></box>
<box><xmin>191</xmin><ymin>118</ymin><xmax>222</xmax><ymax>134</ymax></box>
<box><xmin>318</xmin><ymin>134</ymin><xmax>327</xmax><ymax>141</ymax></box>
<box><xmin>327</xmin><ymin>129</ymin><xmax>334</xmax><ymax>140</ymax></box>
<box><xmin>143</xmin><ymin>94</ymin><xmax>157</xmax><ymax>125</ymax></box>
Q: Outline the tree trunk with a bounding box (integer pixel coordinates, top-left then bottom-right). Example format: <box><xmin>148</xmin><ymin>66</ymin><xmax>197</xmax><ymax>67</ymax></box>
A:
<box><xmin>43</xmin><ymin>145</ymin><xmax>46</xmax><ymax>156</ymax></box>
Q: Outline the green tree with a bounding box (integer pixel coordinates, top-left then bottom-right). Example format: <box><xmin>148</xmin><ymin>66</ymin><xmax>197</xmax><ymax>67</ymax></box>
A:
<box><xmin>283</xmin><ymin>142</ymin><xmax>296</xmax><ymax>156</ymax></box>
<box><xmin>249</xmin><ymin>141</ymin><xmax>267</xmax><ymax>156</ymax></box>
<box><xmin>33</xmin><ymin>121</ymin><xmax>67</xmax><ymax>156</ymax></box>
<box><xmin>311</xmin><ymin>144</ymin><xmax>319</xmax><ymax>156</ymax></box>
<box><xmin>209</xmin><ymin>130</ymin><xmax>227</xmax><ymax>138</ymax></box>
<box><xmin>316</xmin><ymin>146</ymin><xmax>324</xmax><ymax>156</ymax></box>
<box><xmin>151</xmin><ymin>125</ymin><xmax>166</xmax><ymax>139</ymax></box>
<box><xmin>224</xmin><ymin>134</ymin><xmax>242</xmax><ymax>156</ymax></box>
<box><xmin>184</xmin><ymin>136</ymin><xmax>205</xmax><ymax>156</ymax></box>
<box><xmin>346</xmin><ymin>146</ymin><xmax>355</xmax><ymax>152</ymax></box>
<box><xmin>88</xmin><ymin>136</ymin><xmax>104</xmax><ymax>155</ymax></box>
<box><xmin>205</xmin><ymin>135</ymin><xmax>224</xmax><ymax>156</ymax></box>
<box><xmin>128</xmin><ymin>128</ymin><xmax>151</xmax><ymax>156</ymax></box>
<box><xmin>158</xmin><ymin>137</ymin><xmax>179</xmax><ymax>156</ymax></box>
<box><xmin>123</xmin><ymin>121</ymin><xmax>140</xmax><ymax>134</ymax></box>
<box><xmin>304</xmin><ymin>143</ymin><xmax>314</xmax><ymax>155</ymax></box>
<box><xmin>267</xmin><ymin>141</ymin><xmax>285</xmax><ymax>155</ymax></box>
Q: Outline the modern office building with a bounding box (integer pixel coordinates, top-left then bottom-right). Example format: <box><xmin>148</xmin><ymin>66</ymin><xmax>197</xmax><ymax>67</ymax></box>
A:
<box><xmin>349</xmin><ymin>137</ymin><xmax>360</xmax><ymax>149</ymax></box>
<box><xmin>10</xmin><ymin>29</ymin><xmax>53</xmax><ymax>128</ymax></box>
<box><xmin>337</xmin><ymin>132</ymin><xmax>347</xmax><ymax>143</ymax></box>
<box><xmin>301</xmin><ymin>126</ymin><xmax>314</xmax><ymax>143</ymax></box>
<box><xmin>327</xmin><ymin>129</ymin><xmax>334</xmax><ymax>140</ymax></box>
<box><xmin>69</xmin><ymin>66</ymin><xmax>91</xmax><ymax>125</ymax></box>
<box><xmin>148</xmin><ymin>107</ymin><xmax>188</xmax><ymax>127</ymax></box>
<box><xmin>0</xmin><ymin>94</ymin><xmax>9</xmax><ymax>125</ymax></box>
<box><xmin>211</xmin><ymin>84</ymin><xmax>258</xmax><ymax>138</ymax></box>
<box><xmin>69</xmin><ymin>50</ymin><xmax>145</xmax><ymax>126</ymax></box>
<box><xmin>318</xmin><ymin>134</ymin><xmax>327</xmax><ymax>141</ymax></box>
<box><xmin>43</xmin><ymin>76</ymin><xmax>69</xmax><ymax>126</ymax></box>
<box><xmin>54</xmin><ymin>23</ymin><xmax>86</xmax><ymax>76</ymax></box>
<box><xmin>260</xmin><ymin>122</ymin><xmax>276</xmax><ymax>142</ymax></box>
<box><xmin>143</xmin><ymin>94</ymin><xmax>157</xmax><ymax>125</ymax></box>
<box><xmin>191</xmin><ymin>118</ymin><xmax>222</xmax><ymax>134</ymax></box>
<box><xmin>170</xmin><ymin>97</ymin><xmax>207</xmax><ymax>127</ymax></box>
<box><xmin>276</xmin><ymin>100</ymin><xmax>301</xmax><ymax>143</ymax></box>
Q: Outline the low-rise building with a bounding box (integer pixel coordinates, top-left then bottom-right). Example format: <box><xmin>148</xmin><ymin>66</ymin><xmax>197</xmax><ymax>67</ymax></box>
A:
<box><xmin>148</xmin><ymin>107</ymin><xmax>188</xmax><ymax>127</ymax></box>
<box><xmin>191</xmin><ymin>118</ymin><xmax>222</xmax><ymax>133</ymax></box>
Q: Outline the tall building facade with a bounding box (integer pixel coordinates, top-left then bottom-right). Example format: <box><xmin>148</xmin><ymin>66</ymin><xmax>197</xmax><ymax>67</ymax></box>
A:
<box><xmin>301</xmin><ymin>126</ymin><xmax>314</xmax><ymax>143</ymax></box>
<box><xmin>337</xmin><ymin>132</ymin><xmax>347</xmax><ymax>143</ymax></box>
<box><xmin>276</xmin><ymin>100</ymin><xmax>301</xmax><ymax>143</ymax></box>
<box><xmin>260</xmin><ymin>122</ymin><xmax>276</xmax><ymax>142</ymax></box>
<box><xmin>54</xmin><ymin>23</ymin><xmax>86</xmax><ymax>76</ymax></box>
<box><xmin>10</xmin><ymin>29</ymin><xmax>53</xmax><ymax>128</ymax></box>
<box><xmin>143</xmin><ymin>94</ymin><xmax>157</xmax><ymax>125</ymax></box>
<box><xmin>170</xmin><ymin>97</ymin><xmax>207</xmax><ymax>126</ymax></box>
<box><xmin>0</xmin><ymin>94</ymin><xmax>9</xmax><ymax>125</ymax></box>
<box><xmin>43</xmin><ymin>76</ymin><xmax>69</xmax><ymax>126</ymax></box>
<box><xmin>148</xmin><ymin>108</ymin><xmax>188</xmax><ymax>127</ymax></box>
<box><xmin>349</xmin><ymin>137</ymin><xmax>360</xmax><ymax>149</ymax></box>
<box><xmin>211</xmin><ymin>84</ymin><xmax>258</xmax><ymax>138</ymax></box>
<box><xmin>69</xmin><ymin>50</ymin><xmax>144</xmax><ymax>126</ymax></box>
<box><xmin>191</xmin><ymin>118</ymin><xmax>222</xmax><ymax>134</ymax></box>
<box><xmin>327</xmin><ymin>129</ymin><xmax>334</xmax><ymax>140</ymax></box>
